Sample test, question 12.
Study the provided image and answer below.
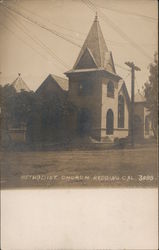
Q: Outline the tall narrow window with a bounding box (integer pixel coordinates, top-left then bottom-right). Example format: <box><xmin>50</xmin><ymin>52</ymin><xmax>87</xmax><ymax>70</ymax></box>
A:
<box><xmin>106</xmin><ymin>109</ymin><xmax>114</xmax><ymax>135</ymax></box>
<box><xmin>107</xmin><ymin>81</ymin><xmax>114</xmax><ymax>98</ymax></box>
<box><xmin>118</xmin><ymin>95</ymin><xmax>124</xmax><ymax>128</ymax></box>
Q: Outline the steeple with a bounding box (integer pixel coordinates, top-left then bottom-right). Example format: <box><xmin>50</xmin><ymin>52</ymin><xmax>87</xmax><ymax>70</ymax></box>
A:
<box><xmin>72</xmin><ymin>14</ymin><xmax>116</xmax><ymax>74</ymax></box>
<box><xmin>94</xmin><ymin>11</ymin><xmax>98</xmax><ymax>22</ymax></box>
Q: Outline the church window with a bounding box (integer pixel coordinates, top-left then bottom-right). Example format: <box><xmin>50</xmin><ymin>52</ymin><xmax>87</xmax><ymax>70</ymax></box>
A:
<box><xmin>118</xmin><ymin>95</ymin><xmax>124</xmax><ymax>128</ymax></box>
<box><xmin>107</xmin><ymin>81</ymin><xmax>114</xmax><ymax>98</ymax></box>
<box><xmin>106</xmin><ymin>109</ymin><xmax>114</xmax><ymax>135</ymax></box>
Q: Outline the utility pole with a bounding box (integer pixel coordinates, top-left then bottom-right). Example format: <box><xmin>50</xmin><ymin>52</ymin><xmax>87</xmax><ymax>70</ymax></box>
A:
<box><xmin>125</xmin><ymin>62</ymin><xmax>141</xmax><ymax>147</ymax></box>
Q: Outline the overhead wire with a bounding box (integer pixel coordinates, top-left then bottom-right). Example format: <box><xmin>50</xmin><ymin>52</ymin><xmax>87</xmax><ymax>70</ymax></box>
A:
<box><xmin>123</xmin><ymin>72</ymin><xmax>131</xmax><ymax>81</ymax></box>
<box><xmin>1</xmin><ymin>7</ymin><xmax>69</xmax><ymax>70</ymax></box>
<box><xmin>3</xmin><ymin>1</ymin><xmax>156</xmax><ymax>48</ymax></box>
<box><xmin>0</xmin><ymin>21</ymin><xmax>52</xmax><ymax>63</ymax></box>
<box><xmin>115</xmin><ymin>63</ymin><xmax>130</xmax><ymax>72</ymax></box>
<box><xmin>11</xmin><ymin>1</ymin><xmax>137</xmax><ymax>47</ymax></box>
<box><xmin>82</xmin><ymin>0</ymin><xmax>153</xmax><ymax>60</ymax></box>
<box><xmin>1</xmin><ymin>2</ymin><xmax>82</xmax><ymax>48</ymax></box>
<box><xmin>95</xmin><ymin>3</ymin><xmax>157</xmax><ymax>22</ymax></box>
<box><xmin>1</xmin><ymin>1</ymin><xmax>141</xmax><ymax>73</ymax></box>
<box><xmin>11</xmin><ymin>1</ymin><xmax>86</xmax><ymax>36</ymax></box>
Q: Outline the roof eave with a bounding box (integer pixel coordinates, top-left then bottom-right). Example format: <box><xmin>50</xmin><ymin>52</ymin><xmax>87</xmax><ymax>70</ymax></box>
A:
<box><xmin>65</xmin><ymin>68</ymin><xmax>121</xmax><ymax>80</ymax></box>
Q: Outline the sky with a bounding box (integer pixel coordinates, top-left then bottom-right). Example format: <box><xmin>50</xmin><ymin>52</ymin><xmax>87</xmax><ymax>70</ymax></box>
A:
<box><xmin>0</xmin><ymin>0</ymin><xmax>158</xmax><ymax>94</ymax></box>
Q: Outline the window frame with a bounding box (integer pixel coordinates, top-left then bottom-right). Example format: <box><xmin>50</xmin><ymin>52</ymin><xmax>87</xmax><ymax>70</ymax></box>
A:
<box><xmin>107</xmin><ymin>81</ymin><xmax>114</xmax><ymax>98</ymax></box>
<box><xmin>118</xmin><ymin>94</ymin><xmax>125</xmax><ymax>128</ymax></box>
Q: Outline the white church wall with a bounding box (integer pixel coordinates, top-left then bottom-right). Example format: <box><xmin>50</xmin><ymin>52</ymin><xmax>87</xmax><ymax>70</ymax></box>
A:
<box><xmin>101</xmin><ymin>78</ymin><xmax>129</xmax><ymax>140</ymax></box>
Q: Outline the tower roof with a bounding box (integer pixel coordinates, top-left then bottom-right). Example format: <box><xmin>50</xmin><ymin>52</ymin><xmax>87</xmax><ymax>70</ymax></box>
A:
<box><xmin>71</xmin><ymin>15</ymin><xmax>116</xmax><ymax>74</ymax></box>
<box><xmin>11</xmin><ymin>73</ymin><xmax>30</xmax><ymax>92</ymax></box>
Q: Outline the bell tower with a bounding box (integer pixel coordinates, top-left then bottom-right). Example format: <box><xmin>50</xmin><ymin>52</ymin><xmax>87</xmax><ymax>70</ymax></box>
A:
<box><xmin>65</xmin><ymin>14</ymin><xmax>121</xmax><ymax>141</ymax></box>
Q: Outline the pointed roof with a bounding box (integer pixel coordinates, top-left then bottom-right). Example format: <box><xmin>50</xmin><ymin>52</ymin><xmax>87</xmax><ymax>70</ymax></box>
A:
<box><xmin>11</xmin><ymin>73</ymin><xmax>30</xmax><ymax>92</ymax></box>
<box><xmin>67</xmin><ymin>14</ymin><xmax>116</xmax><ymax>74</ymax></box>
<box><xmin>50</xmin><ymin>74</ymin><xmax>68</xmax><ymax>90</ymax></box>
<box><xmin>118</xmin><ymin>79</ymin><xmax>130</xmax><ymax>107</ymax></box>
<box><xmin>36</xmin><ymin>74</ymin><xmax>68</xmax><ymax>96</ymax></box>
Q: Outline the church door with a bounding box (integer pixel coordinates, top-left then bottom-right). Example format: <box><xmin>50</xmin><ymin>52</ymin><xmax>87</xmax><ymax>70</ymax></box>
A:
<box><xmin>106</xmin><ymin>109</ymin><xmax>114</xmax><ymax>135</ymax></box>
<box><xmin>78</xmin><ymin>108</ymin><xmax>92</xmax><ymax>136</ymax></box>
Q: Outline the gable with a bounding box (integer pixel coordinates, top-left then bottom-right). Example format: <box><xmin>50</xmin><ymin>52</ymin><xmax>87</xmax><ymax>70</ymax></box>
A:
<box><xmin>75</xmin><ymin>47</ymin><xmax>97</xmax><ymax>69</ymax></box>
<box><xmin>11</xmin><ymin>76</ymin><xmax>30</xmax><ymax>93</ymax></box>
<box><xmin>36</xmin><ymin>75</ymin><xmax>67</xmax><ymax>99</ymax></box>
<box><xmin>104</xmin><ymin>51</ymin><xmax>116</xmax><ymax>74</ymax></box>
<box><xmin>73</xmin><ymin>16</ymin><xmax>108</xmax><ymax>70</ymax></box>
<box><xmin>50</xmin><ymin>74</ymin><xmax>68</xmax><ymax>91</ymax></box>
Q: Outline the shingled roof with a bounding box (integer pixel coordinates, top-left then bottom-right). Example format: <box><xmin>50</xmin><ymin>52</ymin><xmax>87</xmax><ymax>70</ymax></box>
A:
<box><xmin>36</xmin><ymin>74</ymin><xmax>68</xmax><ymax>96</ymax></box>
<box><xmin>67</xmin><ymin>14</ymin><xmax>116</xmax><ymax>74</ymax></box>
<box><xmin>50</xmin><ymin>74</ymin><xmax>68</xmax><ymax>90</ymax></box>
<box><xmin>11</xmin><ymin>73</ymin><xmax>30</xmax><ymax>92</ymax></box>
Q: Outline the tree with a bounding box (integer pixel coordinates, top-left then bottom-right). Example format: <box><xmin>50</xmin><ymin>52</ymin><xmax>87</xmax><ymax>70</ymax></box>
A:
<box><xmin>0</xmin><ymin>84</ymin><xmax>35</xmax><ymax>129</ymax></box>
<box><xmin>144</xmin><ymin>52</ymin><xmax>158</xmax><ymax>138</ymax></box>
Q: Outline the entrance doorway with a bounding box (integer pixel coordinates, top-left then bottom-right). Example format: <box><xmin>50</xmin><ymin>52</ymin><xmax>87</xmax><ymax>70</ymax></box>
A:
<box><xmin>77</xmin><ymin>108</ymin><xmax>92</xmax><ymax>136</ymax></box>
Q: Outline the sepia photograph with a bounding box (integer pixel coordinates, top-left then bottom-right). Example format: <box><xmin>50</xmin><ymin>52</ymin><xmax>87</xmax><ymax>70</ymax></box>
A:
<box><xmin>0</xmin><ymin>0</ymin><xmax>158</xmax><ymax>189</ymax></box>
<box><xmin>0</xmin><ymin>1</ymin><xmax>158</xmax><ymax>250</ymax></box>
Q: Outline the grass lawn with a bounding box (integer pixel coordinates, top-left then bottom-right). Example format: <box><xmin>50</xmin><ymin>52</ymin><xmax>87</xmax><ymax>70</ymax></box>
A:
<box><xmin>0</xmin><ymin>146</ymin><xmax>157</xmax><ymax>188</ymax></box>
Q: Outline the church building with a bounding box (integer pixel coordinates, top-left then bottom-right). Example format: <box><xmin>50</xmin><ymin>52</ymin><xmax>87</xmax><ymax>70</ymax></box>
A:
<box><xmin>36</xmin><ymin>15</ymin><xmax>152</xmax><ymax>143</ymax></box>
<box><xmin>65</xmin><ymin>14</ymin><xmax>130</xmax><ymax>141</ymax></box>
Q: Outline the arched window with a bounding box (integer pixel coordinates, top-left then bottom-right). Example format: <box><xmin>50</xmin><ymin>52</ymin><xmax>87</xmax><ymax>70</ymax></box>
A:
<box><xmin>107</xmin><ymin>81</ymin><xmax>114</xmax><ymax>98</ymax></box>
<box><xmin>106</xmin><ymin>109</ymin><xmax>114</xmax><ymax>135</ymax></box>
<box><xmin>118</xmin><ymin>95</ymin><xmax>124</xmax><ymax>128</ymax></box>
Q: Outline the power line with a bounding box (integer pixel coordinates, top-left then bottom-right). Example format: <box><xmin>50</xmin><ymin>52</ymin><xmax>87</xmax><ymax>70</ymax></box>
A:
<box><xmin>82</xmin><ymin>0</ymin><xmax>153</xmax><ymax>61</ymax></box>
<box><xmin>0</xmin><ymin>22</ymin><xmax>50</xmax><ymax>62</ymax></box>
<box><xmin>95</xmin><ymin>3</ymin><xmax>157</xmax><ymax>22</ymax></box>
<box><xmin>123</xmin><ymin>72</ymin><xmax>131</xmax><ymax>80</ymax></box>
<box><xmin>85</xmin><ymin>0</ymin><xmax>154</xmax><ymax>60</ymax></box>
<box><xmin>1</xmin><ymin>2</ymin><xmax>82</xmax><ymax>48</ymax></box>
<box><xmin>1</xmin><ymin>8</ymin><xmax>69</xmax><ymax>70</ymax></box>
<box><xmin>8</xmin><ymin>9</ymin><xmax>69</xmax><ymax>69</ymax></box>
<box><xmin>115</xmin><ymin>63</ymin><xmax>130</xmax><ymax>72</ymax></box>
<box><xmin>11</xmin><ymin>1</ymin><xmax>86</xmax><ymax>36</ymax></box>
<box><xmin>11</xmin><ymin>1</ymin><xmax>143</xmax><ymax>46</ymax></box>
<box><xmin>0</xmin><ymin>2</ymin><xmax>135</xmax><ymax>73</ymax></box>
<box><xmin>2</xmin><ymin>1</ymin><xmax>156</xmax><ymax>50</ymax></box>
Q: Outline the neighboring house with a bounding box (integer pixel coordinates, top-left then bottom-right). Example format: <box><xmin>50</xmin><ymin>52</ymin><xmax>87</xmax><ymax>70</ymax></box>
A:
<box><xmin>134</xmin><ymin>90</ymin><xmax>153</xmax><ymax>141</ymax></box>
<box><xmin>8</xmin><ymin>73</ymin><xmax>30</xmax><ymax>144</ymax></box>
<box><xmin>11</xmin><ymin>73</ymin><xmax>30</xmax><ymax>92</ymax></box>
